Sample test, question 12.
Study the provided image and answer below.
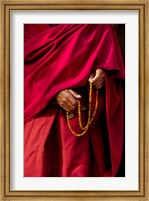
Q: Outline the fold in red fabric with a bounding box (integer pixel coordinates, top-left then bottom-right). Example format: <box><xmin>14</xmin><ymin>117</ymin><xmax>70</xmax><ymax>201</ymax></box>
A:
<box><xmin>24</xmin><ymin>24</ymin><xmax>125</xmax><ymax>177</ymax></box>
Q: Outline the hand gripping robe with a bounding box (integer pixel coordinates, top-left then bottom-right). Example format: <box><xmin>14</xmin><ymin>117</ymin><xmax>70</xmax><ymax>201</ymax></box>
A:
<box><xmin>24</xmin><ymin>24</ymin><xmax>125</xmax><ymax>177</ymax></box>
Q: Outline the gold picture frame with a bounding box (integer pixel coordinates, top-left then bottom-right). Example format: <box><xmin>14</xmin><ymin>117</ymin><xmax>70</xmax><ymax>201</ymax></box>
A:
<box><xmin>0</xmin><ymin>0</ymin><xmax>148</xmax><ymax>200</ymax></box>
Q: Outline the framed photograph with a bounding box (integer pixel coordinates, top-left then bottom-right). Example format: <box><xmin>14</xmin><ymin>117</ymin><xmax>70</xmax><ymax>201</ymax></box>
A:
<box><xmin>0</xmin><ymin>0</ymin><xmax>148</xmax><ymax>200</ymax></box>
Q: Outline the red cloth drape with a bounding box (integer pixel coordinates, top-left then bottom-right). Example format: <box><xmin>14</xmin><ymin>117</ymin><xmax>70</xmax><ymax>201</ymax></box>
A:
<box><xmin>24</xmin><ymin>24</ymin><xmax>125</xmax><ymax>177</ymax></box>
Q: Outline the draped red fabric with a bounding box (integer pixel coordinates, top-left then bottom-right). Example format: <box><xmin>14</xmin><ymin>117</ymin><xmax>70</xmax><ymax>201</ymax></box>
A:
<box><xmin>24</xmin><ymin>24</ymin><xmax>125</xmax><ymax>177</ymax></box>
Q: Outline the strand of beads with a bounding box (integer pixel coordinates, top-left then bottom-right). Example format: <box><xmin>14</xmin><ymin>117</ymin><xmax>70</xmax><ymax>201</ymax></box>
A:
<box><xmin>78</xmin><ymin>81</ymin><xmax>92</xmax><ymax>130</ymax></box>
<box><xmin>66</xmin><ymin>82</ymin><xmax>99</xmax><ymax>137</ymax></box>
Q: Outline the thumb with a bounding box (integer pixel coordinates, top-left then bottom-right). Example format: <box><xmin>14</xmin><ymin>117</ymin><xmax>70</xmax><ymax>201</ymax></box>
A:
<box><xmin>89</xmin><ymin>69</ymin><xmax>101</xmax><ymax>83</ymax></box>
<box><xmin>68</xmin><ymin>89</ymin><xmax>81</xmax><ymax>99</ymax></box>
<box><xmin>88</xmin><ymin>73</ymin><xmax>94</xmax><ymax>82</ymax></box>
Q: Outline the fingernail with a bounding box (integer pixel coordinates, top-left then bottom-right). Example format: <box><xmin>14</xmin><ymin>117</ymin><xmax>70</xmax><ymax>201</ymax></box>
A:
<box><xmin>77</xmin><ymin>95</ymin><xmax>81</xmax><ymax>98</ymax></box>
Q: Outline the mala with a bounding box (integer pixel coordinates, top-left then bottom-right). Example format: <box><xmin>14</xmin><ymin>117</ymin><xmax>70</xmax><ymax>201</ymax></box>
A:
<box><xmin>66</xmin><ymin>82</ymin><xmax>98</xmax><ymax>137</ymax></box>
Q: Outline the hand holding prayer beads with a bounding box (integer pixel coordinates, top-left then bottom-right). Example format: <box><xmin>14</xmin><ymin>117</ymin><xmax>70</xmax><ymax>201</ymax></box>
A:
<box><xmin>89</xmin><ymin>69</ymin><xmax>105</xmax><ymax>89</ymax></box>
<box><xmin>56</xmin><ymin>69</ymin><xmax>104</xmax><ymax>113</ymax></box>
<box><xmin>55</xmin><ymin>89</ymin><xmax>81</xmax><ymax>112</ymax></box>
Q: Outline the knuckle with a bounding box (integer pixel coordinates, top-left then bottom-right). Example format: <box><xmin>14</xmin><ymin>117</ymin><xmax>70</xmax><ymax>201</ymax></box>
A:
<box><xmin>60</xmin><ymin>102</ymin><xmax>65</xmax><ymax>107</ymax></box>
<box><xmin>64</xmin><ymin>93</ymin><xmax>68</xmax><ymax>99</ymax></box>
<box><xmin>61</xmin><ymin>98</ymin><xmax>66</xmax><ymax>103</ymax></box>
<box><xmin>72</xmin><ymin>100</ymin><xmax>77</xmax><ymax>106</ymax></box>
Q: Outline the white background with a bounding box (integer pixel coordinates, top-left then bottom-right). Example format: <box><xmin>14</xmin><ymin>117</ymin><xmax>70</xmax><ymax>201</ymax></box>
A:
<box><xmin>10</xmin><ymin>10</ymin><xmax>139</xmax><ymax>191</ymax></box>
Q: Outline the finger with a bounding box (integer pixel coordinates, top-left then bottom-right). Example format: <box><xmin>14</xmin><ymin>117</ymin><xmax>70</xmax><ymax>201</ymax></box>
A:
<box><xmin>94</xmin><ymin>80</ymin><xmax>105</xmax><ymax>89</ymax></box>
<box><xmin>89</xmin><ymin>69</ymin><xmax>102</xmax><ymax>84</ymax></box>
<box><xmin>60</xmin><ymin>99</ymin><xmax>76</xmax><ymax>112</ymax></box>
<box><xmin>66</xmin><ymin>99</ymin><xmax>77</xmax><ymax>112</ymax></box>
<box><xmin>88</xmin><ymin>73</ymin><xmax>94</xmax><ymax>82</ymax></box>
<box><xmin>56</xmin><ymin>90</ymin><xmax>77</xmax><ymax>112</ymax></box>
<box><xmin>67</xmin><ymin>93</ymin><xmax>78</xmax><ymax>107</ymax></box>
<box><xmin>90</xmin><ymin>70</ymin><xmax>100</xmax><ymax>83</ymax></box>
<box><xmin>63</xmin><ymin>92</ymin><xmax>78</xmax><ymax>110</ymax></box>
<box><xmin>92</xmin><ymin>76</ymin><xmax>105</xmax><ymax>86</ymax></box>
<box><xmin>65</xmin><ymin>104</ymin><xmax>76</xmax><ymax>112</ymax></box>
<box><xmin>92</xmin><ymin>78</ymin><xmax>103</xmax><ymax>86</ymax></box>
<box><xmin>69</xmin><ymin>89</ymin><xmax>81</xmax><ymax>99</ymax></box>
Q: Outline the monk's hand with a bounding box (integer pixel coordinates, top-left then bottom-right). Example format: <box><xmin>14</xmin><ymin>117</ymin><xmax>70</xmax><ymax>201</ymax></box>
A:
<box><xmin>88</xmin><ymin>69</ymin><xmax>105</xmax><ymax>89</ymax></box>
<box><xmin>55</xmin><ymin>89</ymin><xmax>81</xmax><ymax>112</ymax></box>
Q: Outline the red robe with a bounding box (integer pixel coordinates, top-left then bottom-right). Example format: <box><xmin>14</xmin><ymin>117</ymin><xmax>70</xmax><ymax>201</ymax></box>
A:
<box><xmin>24</xmin><ymin>24</ymin><xmax>125</xmax><ymax>177</ymax></box>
